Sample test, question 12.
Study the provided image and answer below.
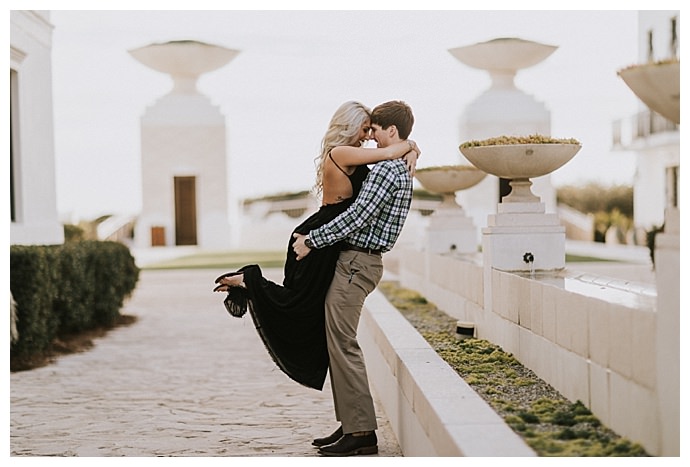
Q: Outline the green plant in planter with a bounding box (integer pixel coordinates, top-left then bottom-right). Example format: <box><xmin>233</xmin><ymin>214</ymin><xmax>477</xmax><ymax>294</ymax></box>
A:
<box><xmin>460</xmin><ymin>134</ymin><xmax>580</xmax><ymax>148</ymax></box>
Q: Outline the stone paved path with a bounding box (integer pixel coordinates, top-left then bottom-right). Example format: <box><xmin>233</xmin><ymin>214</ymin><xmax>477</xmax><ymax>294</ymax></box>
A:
<box><xmin>10</xmin><ymin>269</ymin><xmax>402</xmax><ymax>457</ymax></box>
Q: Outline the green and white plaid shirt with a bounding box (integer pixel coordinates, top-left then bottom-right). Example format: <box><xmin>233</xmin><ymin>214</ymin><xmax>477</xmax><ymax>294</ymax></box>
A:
<box><xmin>309</xmin><ymin>159</ymin><xmax>413</xmax><ymax>252</ymax></box>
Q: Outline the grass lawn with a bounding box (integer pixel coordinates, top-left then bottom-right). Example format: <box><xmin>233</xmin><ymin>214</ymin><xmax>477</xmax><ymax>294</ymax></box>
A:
<box><xmin>141</xmin><ymin>249</ymin><xmax>620</xmax><ymax>271</ymax></box>
<box><xmin>141</xmin><ymin>250</ymin><xmax>286</xmax><ymax>270</ymax></box>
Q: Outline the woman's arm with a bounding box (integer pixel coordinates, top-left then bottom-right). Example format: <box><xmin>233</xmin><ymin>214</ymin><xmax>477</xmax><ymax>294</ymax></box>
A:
<box><xmin>330</xmin><ymin>140</ymin><xmax>419</xmax><ymax>167</ymax></box>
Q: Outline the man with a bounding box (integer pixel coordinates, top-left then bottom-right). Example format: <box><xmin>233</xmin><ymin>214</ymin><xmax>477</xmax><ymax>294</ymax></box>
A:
<box><xmin>292</xmin><ymin>100</ymin><xmax>417</xmax><ymax>456</ymax></box>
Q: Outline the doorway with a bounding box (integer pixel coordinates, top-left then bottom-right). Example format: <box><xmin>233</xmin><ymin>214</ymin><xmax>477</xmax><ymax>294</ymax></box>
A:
<box><xmin>174</xmin><ymin>176</ymin><xmax>197</xmax><ymax>245</ymax></box>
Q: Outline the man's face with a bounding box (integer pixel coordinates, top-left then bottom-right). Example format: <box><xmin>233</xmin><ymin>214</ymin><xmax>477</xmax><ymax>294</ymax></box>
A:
<box><xmin>370</xmin><ymin>123</ymin><xmax>393</xmax><ymax>148</ymax></box>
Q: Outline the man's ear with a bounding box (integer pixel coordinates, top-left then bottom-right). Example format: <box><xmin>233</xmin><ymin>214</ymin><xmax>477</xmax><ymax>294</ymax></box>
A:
<box><xmin>388</xmin><ymin>125</ymin><xmax>398</xmax><ymax>138</ymax></box>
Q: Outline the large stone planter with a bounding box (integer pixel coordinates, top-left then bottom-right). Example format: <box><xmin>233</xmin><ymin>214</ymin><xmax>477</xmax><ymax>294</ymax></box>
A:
<box><xmin>415</xmin><ymin>166</ymin><xmax>486</xmax><ymax>254</ymax></box>
<box><xmin>459</xmin><ymin>140</ymin><xmax>581</xmax><ymax>273</ymax></box>
<box><xmin>459</xmin><ymin>143</ymin><xmax>581</xmax><ymax>203</ymax></box>
<box><xmin>618</xmin><ymin>61</ymin><xmax>680</xmax><ymax>125</ymax></box>
<box><xmin>129</xmin><ymin>40</ymin><xmax>239</xmax><ymax>93</ymax></box>
<box><xmin>415</xmin><ymin>165</ymin><xmax>486</xmax><ymax>208</ymax></box>
<box><xmin>448</xmin><ymin>37</ymin><xmax>557</xmax><ymax>82</ymax></box>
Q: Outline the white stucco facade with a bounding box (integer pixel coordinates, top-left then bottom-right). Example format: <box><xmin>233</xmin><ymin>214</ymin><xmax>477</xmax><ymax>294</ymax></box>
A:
<box><xmin>10</xmin><ymin>10</ymin><xmax>65</xmax><ymax>246</ymax></box>
<box><xmin>130</xmin><ymin>41</ymin><xmax>238</xmax><ymax>249</ymax></box>
<box><xmin>620</xmin><ymin>11</ymin><xmax>680</xmax><ymax>234</ymax></box>
<box><xmin>136</xmin><ymin>95</ymin><xmax>231</xmax><ymax>249</ymax></box>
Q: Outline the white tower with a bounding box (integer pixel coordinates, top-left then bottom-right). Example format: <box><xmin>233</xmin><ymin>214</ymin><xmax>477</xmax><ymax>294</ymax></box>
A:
<box><xmin>449</xmin><ymin>38</ymin><xmax>558</xmax><ymax>234</ymax></box>
<box><xmin>129</xmin><ymin>40</ymin><xmax>239</xmax><ymax>248</ymax></box>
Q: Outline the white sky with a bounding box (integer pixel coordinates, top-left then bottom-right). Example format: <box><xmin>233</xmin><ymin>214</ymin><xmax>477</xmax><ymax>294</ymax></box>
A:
<box><xmin>15</xmin><ymin>5</ymin><xmax>667</xmax><ymax>220</ymax></box>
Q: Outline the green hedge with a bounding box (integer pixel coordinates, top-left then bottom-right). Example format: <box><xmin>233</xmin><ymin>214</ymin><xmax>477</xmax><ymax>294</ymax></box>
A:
<box><xmin>10</xmin><ymin>241</ymin><xmax>140</xmax><ymax>360</ymax></box>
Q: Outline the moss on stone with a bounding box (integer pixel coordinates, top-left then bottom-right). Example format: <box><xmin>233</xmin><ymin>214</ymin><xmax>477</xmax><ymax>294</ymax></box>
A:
<box><xmin>377</xmin><ymin>281</ymin><xmax>649</xmax><ymax>457</ymax></box>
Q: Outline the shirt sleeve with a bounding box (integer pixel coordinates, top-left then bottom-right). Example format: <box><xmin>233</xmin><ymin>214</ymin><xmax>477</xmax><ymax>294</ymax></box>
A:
<box><xmin>309</xmin><ymin>163</ymin><xmax>398</xmax><ymax>248</ymax></box>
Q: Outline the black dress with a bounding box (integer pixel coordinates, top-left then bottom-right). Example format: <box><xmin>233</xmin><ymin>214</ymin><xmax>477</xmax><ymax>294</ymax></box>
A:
<box><xmin>228</xmin><ymin>164</ymin><xmax>370</xmax><ymax>390</ymax></box>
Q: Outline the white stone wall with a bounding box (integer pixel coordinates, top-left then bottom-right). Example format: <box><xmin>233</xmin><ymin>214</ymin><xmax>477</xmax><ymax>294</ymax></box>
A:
<box><xmin>10</xmin><ymin>11</ymin><xmax>64</xmax><ymax>246</ymax></box>
<box><xmin>633</xmin><ymin>140</ymin><xmax>680</xmax><ymax>231</ymax></box>
<box><xmin>136</xmin><ymin>96</ymin><xmax>231</xmax><ymax>249</ymax></box>
<box><xmin>398</xmin><ymin>247</ymin><xmax>672</xmax><ymax>456</ymax></box>
<box><xmin>360</xmin><ymin>289</ymin><xmax>536</xmax><ymax>456</ymax></box>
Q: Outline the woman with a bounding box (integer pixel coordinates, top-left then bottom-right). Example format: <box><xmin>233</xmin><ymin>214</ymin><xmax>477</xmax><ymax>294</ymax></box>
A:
<box><xmin>213</xmin><ymin>101</ymin><xmax>420</xmax><ymax>390</ymax></box>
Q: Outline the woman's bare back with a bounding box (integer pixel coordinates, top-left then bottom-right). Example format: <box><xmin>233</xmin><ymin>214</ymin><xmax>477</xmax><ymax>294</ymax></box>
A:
<box><xmin>321</xmin><ymin>152</ymin><xmax>356</xmax><ymax>205</ymax></box>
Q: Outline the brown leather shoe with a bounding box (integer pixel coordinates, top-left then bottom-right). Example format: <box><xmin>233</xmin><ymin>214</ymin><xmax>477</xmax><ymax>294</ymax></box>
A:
<box><xmin>312</xmin><ymin>426</ymin><xmax>343</xmax><ymax>447</ymax></box>
<box><xmin>318</xmin><ymin>432</ymin><xmax>378</xmax><ymax>456</ymax></box>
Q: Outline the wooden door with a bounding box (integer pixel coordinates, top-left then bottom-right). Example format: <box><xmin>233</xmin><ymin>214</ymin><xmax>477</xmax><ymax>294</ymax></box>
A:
<box><xmin>174</xmin><ymin>176</ymin><xmax>197</xmax><ymax>246</ymax></box>
<box><xmin>151</xmin><ymin>226</ymin><xmax>166</xmax><ymax>246</ymax></box>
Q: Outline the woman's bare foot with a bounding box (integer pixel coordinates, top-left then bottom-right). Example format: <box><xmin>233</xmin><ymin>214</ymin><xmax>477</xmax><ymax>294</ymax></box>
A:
<box><xmin>221</xmin><ymin>273</ymin><xmax>245</xmax><ymax>288</ymax></box>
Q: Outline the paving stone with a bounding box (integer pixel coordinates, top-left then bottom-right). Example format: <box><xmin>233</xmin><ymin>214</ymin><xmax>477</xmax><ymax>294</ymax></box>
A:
<box><xmin>10</xmin><ymin>269</ymin><xmax>402</xmax><ymax>457</ymax></box>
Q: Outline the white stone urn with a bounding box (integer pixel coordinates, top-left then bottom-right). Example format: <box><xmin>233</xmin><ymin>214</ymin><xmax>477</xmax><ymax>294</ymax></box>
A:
<box><xmin>618</xmin><ymin>61</ymin><xmax>680</xmax><ymax>125</ymax></box>
<box><xmin>459</xmin><ymin>142</ymin><xmax>581</xmax><ymax>203</ymax></box>
<box><xmin>414</xmin><ymin>165</ymin><xmax>486</xmax><ymax>254</ymax></box>
<box><xmin>459</xmin><ymin>136</ymin><xmax>581</xmax><ymax>273</ymax></box>
<box><xmin>449</xmin><ymin>38</ymin><xmax>557</xmax><ymax>92</ymax></box>
<box><xmin>415</xmin><ymin>165</ymin><xmax>486</xmax><ymax>209</ymax></box>
<box><xmin>129</xmin><ymin>40</ymin><xmax>239</xmax><ymax>94</ymax></box>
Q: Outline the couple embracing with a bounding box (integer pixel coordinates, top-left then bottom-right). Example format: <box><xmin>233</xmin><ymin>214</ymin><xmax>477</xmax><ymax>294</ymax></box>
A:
<box><xmin>214</xmin><ymin>100</ymin><xmax>419</xmax><ymax>456</ymax></box>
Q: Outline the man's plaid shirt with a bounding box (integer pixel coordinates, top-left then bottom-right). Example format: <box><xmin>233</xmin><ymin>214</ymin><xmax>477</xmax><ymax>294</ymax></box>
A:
<box><xmin>309</xmin><ymin>159</ymin><xmax>413</xmax><ymax>253</ymax></box>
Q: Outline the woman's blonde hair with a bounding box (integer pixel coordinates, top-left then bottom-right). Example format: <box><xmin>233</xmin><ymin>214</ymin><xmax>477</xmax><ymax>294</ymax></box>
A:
<box><xmin>313</xmin><ymin>101</ymin><xmax>371</xmax><ymax>196</ymax></box>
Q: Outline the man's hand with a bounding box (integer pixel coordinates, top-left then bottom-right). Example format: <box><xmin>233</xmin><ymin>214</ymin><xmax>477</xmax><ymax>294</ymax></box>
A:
<box><xmin>292</xmin><ymin>233</ymin><xmax>312</xmax><ymax>261</ymax></box>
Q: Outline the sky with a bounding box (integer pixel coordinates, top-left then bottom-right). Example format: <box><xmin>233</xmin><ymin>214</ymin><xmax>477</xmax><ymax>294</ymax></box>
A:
<box><xmin>18</xmin><ymin>5</ymin><xmax>659</xmax><ymax>220</ymax></box>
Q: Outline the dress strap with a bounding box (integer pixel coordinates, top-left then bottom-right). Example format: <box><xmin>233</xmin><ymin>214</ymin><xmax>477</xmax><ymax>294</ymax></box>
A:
<box><xmin>328</xmin><ymin>151</ymin><xmax>349</xmax><ymax>177</ymax></box>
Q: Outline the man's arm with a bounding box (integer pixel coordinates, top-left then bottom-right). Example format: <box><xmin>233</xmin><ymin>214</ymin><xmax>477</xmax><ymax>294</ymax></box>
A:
<box><xmin>293</xmin><ymin>162</ymin><xmax>400</xmax><ymax>260</ymax></box>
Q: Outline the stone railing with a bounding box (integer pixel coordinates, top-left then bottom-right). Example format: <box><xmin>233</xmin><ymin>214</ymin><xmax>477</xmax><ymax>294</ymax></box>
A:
<box><xmin>612</xmin><ymin>110</ymin><xmax>679</xmax><ymax>147</ymax></box>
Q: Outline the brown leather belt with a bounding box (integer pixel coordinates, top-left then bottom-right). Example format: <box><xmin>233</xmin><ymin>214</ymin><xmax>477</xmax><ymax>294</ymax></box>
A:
<box><xmin>343</xmin><ymin>243</ymin><xmax>382</xmax><ymax>256</ymax></box>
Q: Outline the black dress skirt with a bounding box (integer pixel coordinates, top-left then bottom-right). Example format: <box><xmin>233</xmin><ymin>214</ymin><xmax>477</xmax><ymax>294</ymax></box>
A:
<box><xmin>228</xmin><ymin>164</ymin><xmax>369</xmax><ymax>390</ymax></box>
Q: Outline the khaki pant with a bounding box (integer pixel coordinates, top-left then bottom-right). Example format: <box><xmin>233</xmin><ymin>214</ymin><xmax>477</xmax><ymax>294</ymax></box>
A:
<box><xmin>324</xmin><ymin>249</ymin><xmax>383</xmax><ymax>434</ymax></box>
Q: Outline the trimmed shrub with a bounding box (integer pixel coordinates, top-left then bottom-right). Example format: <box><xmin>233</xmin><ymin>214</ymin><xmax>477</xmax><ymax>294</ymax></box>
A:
<box><xmin>10</xmin><ymin>241</ymin><xmax>140</xmax><ymax>361</ymax></box>
<box><xmin>85</xmin><ymin>241</ymin><xmax>140</xmax><ymax>327</ymax></box>
<box><xmin>9</xmin><ymin>246</ymin><xmax>60</xmax><ymax>358</ymax></box>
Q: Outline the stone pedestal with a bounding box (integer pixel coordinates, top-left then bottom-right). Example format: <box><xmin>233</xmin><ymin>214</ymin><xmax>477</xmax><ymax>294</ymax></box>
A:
<box><xmin>654</xmin><ymin>207</ymin><xmax>680</xmax><ymax>456</ymax></box>
<box><xmin>482</xmin><ymin>201</ymin><xmax>565</xmax><ymax>272</ymax></box>
<box><xmin>426</xmin><ymin>203</ymin><xmax>479</xmax><ymax>254</ymax></box>
<box><xmin>415</xmin><ymin>166</ymin><xmax>486</xmax><ymax>255</ymax></box>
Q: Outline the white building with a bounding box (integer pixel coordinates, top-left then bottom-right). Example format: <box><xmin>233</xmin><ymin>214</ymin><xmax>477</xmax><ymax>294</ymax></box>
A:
<box><xmin>613</xmin><ymin>11</ymin><xmax>680</xmax><ymax>239</ymax></box>
<box><xmin>129</xmin><ymin>40</ymin><xmax>238</xmax><ymax>249</ymax></box>
<box><xmin>10</xmin><ymin>11</ymin><xmax>64</xmax><ymax>246</ymax></box>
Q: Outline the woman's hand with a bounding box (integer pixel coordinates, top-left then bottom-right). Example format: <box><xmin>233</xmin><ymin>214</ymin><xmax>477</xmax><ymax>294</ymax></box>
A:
<box><xmin>402</xmin><ymin>149</ymin><xmax>418</xmax><ymax>176</ymax></box>
<box><xmin>402</xmin><ymin>140</ymin><xmax>421</xmax><ymax>176</ymax></box>
<box><xmin>407</xmin><ymin>140</ymin><xmax>421</xmax><ymax>157</ymax></box>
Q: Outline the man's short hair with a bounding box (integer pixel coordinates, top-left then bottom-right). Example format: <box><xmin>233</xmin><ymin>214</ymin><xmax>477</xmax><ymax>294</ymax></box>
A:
<box><xmin>370</xmin><ymin>101</ymin><xmax>414</xmax><ymax>140</ymax></box>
